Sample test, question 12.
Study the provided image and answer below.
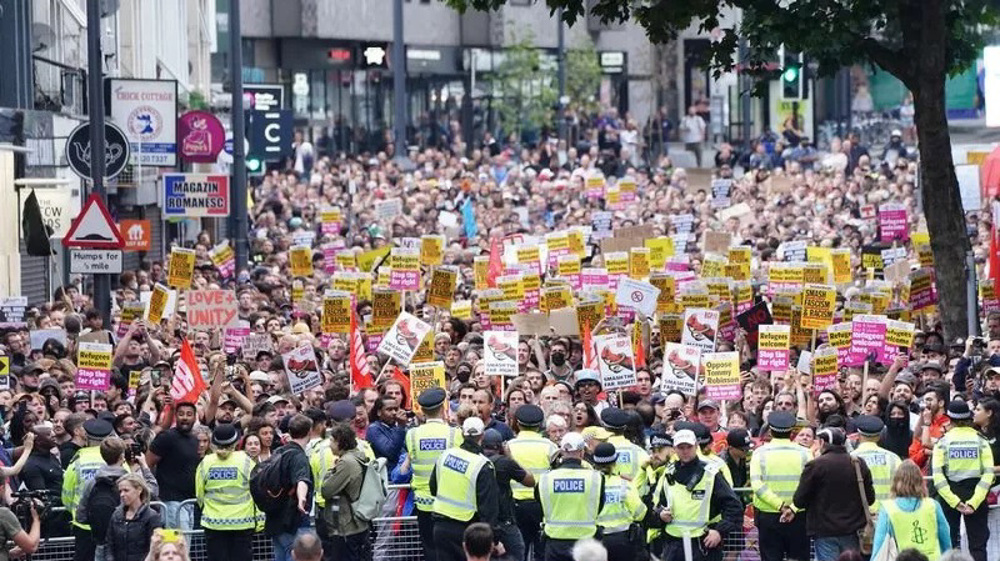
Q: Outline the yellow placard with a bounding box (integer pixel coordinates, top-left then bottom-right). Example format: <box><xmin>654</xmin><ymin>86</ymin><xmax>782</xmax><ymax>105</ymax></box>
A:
<box><xmin>759</xmin><ymin>325</ymin><xmax>791</xmax><ymax>351</ymax></box>
<box><xmin>146</xmin><ymin>284</ymin><xmax>170</xmax><ymax>324</ymax></box>
<box><xmin>413</xmin><ymin>333</ymin><xmax>435</xmax><ymax>364</ymax></box>
<box><xmin>728</xmin><ymin>246</ymin><xmax>752</xmax><ymax>264</ymax></box>
<box><xmin>886</xmin><ymin>320</ymin><xmax>916</xmax><ymax>348</ymax></box>
<box><xmin>629</xmin><ymin>247</ymin><xmax>651</xmax><ymax>279</ymax></box>
<box><xmin>78</xmin><ymin>344</ymin><xmax>113</xmax><ymax>370</ymax></box>
<box><xmin>679</xmin><ymin>291</ymin><xmax>711</xmax><ymax>310</ymax></box>
<box><xmin>167</xmin><ymin>248</ymin><xmax>196</xmax><ymax>289</ymax></box>
<box><xmin>428</xmin><ymin>267</ymin><xmax>458</xmax><ymax>308</ymax></box>
<box><xmin>826</xmin><ymin>323</ymin><xmax>852</xmax><ymax>349</ymax></box>
<box><xmin>604</xmin><ymin>252</ymin><xmax>629</xmax><ymax>276</ymax></box>
<box><xmin>577</xmin><ymin>300</ymin><xmax>604</xmax><ymax>334</ymax></box>
<box><xmin>546</xmin><ymin>232</ymin><xmax>569</xmax><ymax>252</ymax></box>
<box><xmin>813</xmin><ymin>351</ymin><xmax>838</xmax><ymax>377</ymax></box>
<box><xmin>800</xmin><ymin>284</ymin><xmax>836</xmax><ymax>330</ymax></box>
<box><xmin>474</xmin><ymin>256</ymin><xmax>490</xmax><ymax>291</ymax></box>
<box><xmin>451</xmin><ymin>300</ymin><xmax>472</xmax><ymax>320</ymax></box>
<box><xmin>290</xmin><ymin>246</ymin><xmax>314</xmax><ymax>277</ymax></box>
<box><xmin>705</xmin><ymin>278</ymin><xmax>732</xmax><ymax>303</ymax></box>
<box><xmin>358</xmin><ymin>245</ymin><xmax>392</xmax><ymax>272</ymax></box>
<box><xmin>420</xmin><ymin>235</ymin><xmax>445</xmax><ymax>267</ymax></box>
<box><xmin>322</xmin><ymin>292</ymin><xmax>352</xmax><ymax>334</ymax></box>
<box><xmin>803</xmin><ymin>263</ymin><xmax>829</xmax><ymax>285</ymax></box>
<box><xmin>659</xmin><ymin>314</ymin><xmax>683</xmax><ymax>345</ymax></box>
<box><xmin>772</xmin><ymin>295</ymin><xmax>794</xmax><ymax>324</ymax></box>
<box><xmin>701</xmin><ymin>254</ymin><xmax>727</xmax><ymax>278</ymax></box>
<box><xmin>356</xmin><ymin>275</ymin><xmax>373</xmax><ymax>301</ymax></box>
<box><xmin>0</xmin><ymin>356</ymin><xmax>9</xmax><ymax>376</ymax></box>
<box><xmin>557</xmin><ymin>256</ymin><xmax>581</xmax><ymax>278</ymax></box>
<box><xmin>844</xmin><ymin>300</ymin><xmax>873</xmax><ymax>321</ymax></box>
<box><xmin>650</xmin><ymin>273</ymin><xmax>676</xmax><ymax>313</ymax></box>
<box><xmin>372</xmin><ymin>289</ymin><xmax>401</xmax><ymax>328</ymax></box>
<box><xmin>568</xmin><ymin>230</ymin><xmax>586</xmax><ymax>257</ymax></box>
<box><xmin>333</xmin><ymin>272</ymin><xmax>357</xmax><ymax>294</ymax></box>
<box><xmin>830</xmin><ymin>249</ymin><xmax>853</xmax><ymax>284</ymax></box>
<box><xmin>645</xmin><ymin>237</ymin><xmax>675</xmax><ymax>270</ymax></box>
<box><xmin>542</xmin><ymin>286</ymin><xmax>573</xmax><ymax>313</ymax></box>
<box><xmin>410</xmin><ymin>361</ymin><xmax>447</xmax><ymax>414</ymax></box>
<box><xmin>517</xmin><ymin>246</ymin><xmax>541</xmax><ymax>265</ymax></box>
<box><xmin>497</xmin><ymin>274</ymin><xmax>525</xmax><ymax>302</ymax></box>
<box><xmin>488</xmin><ymin>301</ymin><xmax>517</xmax><ymax>327</ymax></box>
<box><xmin>724</xmin><ymin>262</ymin><xmax>751</xmax><ymax>281</ymax></box>
<box><xmin>336</xmin><ymin>250</ymin><xmax>357</xmax><ymax>270</ymax></box>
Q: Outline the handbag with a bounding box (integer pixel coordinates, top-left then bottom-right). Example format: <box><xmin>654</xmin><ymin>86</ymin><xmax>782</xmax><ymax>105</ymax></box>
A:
<box><xmin>853</xmin><ymin>457</ymin><xmax>876</xmax><ymax>555</ymax></box>
<box><xmin>870</xmin><ymin>529</ymin><xmax>899</xmax><ymax>561</ymax></box>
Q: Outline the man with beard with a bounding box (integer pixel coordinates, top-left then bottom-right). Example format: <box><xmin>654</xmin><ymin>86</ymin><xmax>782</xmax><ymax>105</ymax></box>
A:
<box><xmin>21</xmin><ymin>423</ymin><xmax>67</xmax><ymax>536</ymax></box>
<box><xmin>147</xmin><ymin>401</ymin><xmax>202</xmax><ymax>529</ymax></box>
<box><xmin>545</xmin><ymin>339</ymin><xmax>573</xmax><ymax>383</ymax></box>
<box><xmin>816</xmin><ymin>390</ymin><xmax>849</xmax><ymax>429</ymax></box>
<box><xmin>4</xmin><ymin>331</ymin><xmax>27</xmax><ymax>368</ymax></box>
<box><xmin>843</xmin><ymin>370</ymin><xmax>864</xmax><ymax>417</ymax></box>
<box><xmin>909</xmin><ymin>383</ymin><xmax>950</xmax><ymax>471</ymax></box>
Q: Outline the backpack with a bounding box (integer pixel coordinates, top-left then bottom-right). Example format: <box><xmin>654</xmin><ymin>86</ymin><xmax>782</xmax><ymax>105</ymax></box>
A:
<box><xmin>350</xmin><ymin>455</ymin><xmax>388</xmax><ymax>522</ymax></box>
<box><xmin>86</xmin><ymin>476</ymin><xmax>121</xmax><ymax>543</ymax></box>
<box><xmin>249</xmin><ymin>448</ymin><xmax>294</xmax><ymax>515</ymax></box>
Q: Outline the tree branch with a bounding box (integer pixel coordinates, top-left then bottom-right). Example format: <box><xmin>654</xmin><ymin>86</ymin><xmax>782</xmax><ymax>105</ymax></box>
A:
<box><xmin>860</xmin><ymin>37</ymin><xmax>915</xmax><ymax>88</ymax></box>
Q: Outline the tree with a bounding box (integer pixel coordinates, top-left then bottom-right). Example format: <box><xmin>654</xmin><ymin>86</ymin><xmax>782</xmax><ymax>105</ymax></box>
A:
<box><xmin>448</xmin><ymin>0</ymin><xmax>1000</xmax><ymax>340</ymax></box>
<box><xmin>565</xmin><ymin>40</ymin><xmax>603</xmax><ymax>115</ymax></box>
<box><xmin>494</xmin><ymin>32</ymin><xmax>558</xmax><ymax>142</ymax></box>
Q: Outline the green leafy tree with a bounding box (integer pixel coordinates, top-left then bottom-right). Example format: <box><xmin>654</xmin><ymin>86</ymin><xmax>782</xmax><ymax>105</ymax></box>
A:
<box><xmin>494</xmin><ymin>32</ymin><xmax>557</xmax><ymax>141</ymax></box>
<box><xmin>449</xmin><ymin>0</ymin><xmax>1000</xmax><ymax>339</ymax></box>
<box><xmin>566</xmin><ymin>41</ymin><xmax>603</xmax><ymax>115</ymax></box>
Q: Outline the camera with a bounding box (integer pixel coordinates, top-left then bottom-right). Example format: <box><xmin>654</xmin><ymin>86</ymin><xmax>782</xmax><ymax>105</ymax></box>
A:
<box><xmin>9</xmin><ymin>489</ymin><xmax>53</xmax><ymax>529</ymax></box>
<box><xmin>125</xmin><ymin>438</ymin><xmax>147</xmax><ymax>464</ymax></box>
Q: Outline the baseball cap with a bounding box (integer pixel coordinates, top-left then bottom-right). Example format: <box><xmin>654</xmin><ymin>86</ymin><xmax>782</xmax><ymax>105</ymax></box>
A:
<box><xmin>726</xmin><ymin>429</ymin><xmax>754</xmax><ymax>450</ymax></box>
<box><xmin>462</xmin><ymin>417</ymin><xmax>485</xmax><ymax>437</ymax></box>
<box><xmin>672</xmin><ymin>429</ymin><xmax>697</xmax><ymax>447</ymax></box>
<box><xmin>560</xmin><ymin>432</ymin><xmax>586</xmax><ymax>452</ymax></box>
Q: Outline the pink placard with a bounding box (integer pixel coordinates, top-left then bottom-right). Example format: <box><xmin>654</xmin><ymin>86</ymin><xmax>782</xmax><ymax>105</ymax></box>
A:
<box><xmin>847</xmin><ymin>316</ymin><xmax>888</xmax><ymax>366</ymax></box>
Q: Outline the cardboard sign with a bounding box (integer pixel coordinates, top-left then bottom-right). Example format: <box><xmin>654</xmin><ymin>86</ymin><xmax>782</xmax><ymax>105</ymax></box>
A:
<box><xmin>282</xmin><ymin>344</ymin><xmax>323</xmax><ymax>394</ymax></box>
<box><xmin>289</xmin><ymin>246</ymin><xmax>314</xmax><ymax>277</ymax></box>
<box><xmin>409</xmin><ymin>361</ymin><xmax>446</xmax><ymax>413</ymax></box>
<box><xmin>187</xmin><ymin>290</ymin><xmax>239</xmax><ymax>329</ymax></box>
<box><xmin>167</xmin><ymin>247</ymin><xmax>196</xmax><ymax>289</ymax></box>
<box><xmin>800</xmin><ymin>284</ymin><xmax>836</xmax><ymax>330</ymax></box>
<box><xmin>614</xmin><ymin>278</ymin><xmax>661</xmax><ymax>318</ymax></box>
<box><xmin>878</xmin><ymin>202</ymin><xmax>909</xmax><ymax>242</ymax></box>
<box><xmin>484</xmin><ymin>331</ymin><xmax>519</xmax><ymax>376</ymax></box>
<box><xmin>703</xmin><ymin>232</ymin><xmax>732</xmax><ymax>255</ymax></box>
<box><xmin>242</xmin><ymin>333</ymin><xmax>274</xmax><ymax>361</ymax></box>
<box><xmin>812</xmin><ymin>347</ymin><xmax>840</xmax><ymax>392</ymax></box>
<box><xmin>420</xmin><ymin>235</ymin><xmax>445</xmax><ymax>267</ymax></box>
<box><xmin>76</xmin><ymin>341</ymin><xmax>113</xmax><ymax>390</ymax></box>
<box><xmin>703</xmin><ymin>351</ymin><xmax>741</xmax><ymax>400</ymax></box>
<box><xmin>758</xmin><ymin>325</ymin><xmax>791</xmax><ymax>371</ymax></box>
<box><xmin>389</xmin><ymin>247</ymin><xmax>421</xmax><ymax>291</ymax></box>
<box><xmin>322</xmin><ymin>292</ymin><xmax>352</xmax><ymax>334</ymax></box>
<box><xmin>375</xmin><ymin>198</ymin><xmax>403</xmax><ymax>221</ymax></box>
<box><xmin>682</xmin><ymin>309</ymin><xmax>720</xmax><ymax>353</ymax></box>
<box><xmin>736</xmin><ymin>301</ymin><xmax>772</xmax><ymax>350</ymax></box>
<box><xmin>663</xmin><ymin>342</ymin><xmax>701</xmax><ymax>396</ymax></box>
<box><xmin>848</xmin><ymin>315</ymin><xmax>888</xmax><ymax>366</ymax></box>
<box><xmin>377</xmin><ymin>312</ymin><xmax>432</xmax><ymax>366</ymax></box>
<box><xmin>511</xmin><ymin>312</ymin><xmax>550</xmax><ymax>336</ymax></box>
<box><xmin>594</xmin><ymin>334</ymin><xmax>637</xmax><ymax>390</ymax></box>
<box><xmin>427</xmin><ymin>267</ymin><xmax>458</xmax><ymax>308</ymax></box>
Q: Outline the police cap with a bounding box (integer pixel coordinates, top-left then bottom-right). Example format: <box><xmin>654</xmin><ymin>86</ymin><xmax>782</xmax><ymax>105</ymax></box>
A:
<box><xmin>325</xmin><ymin>399</ymin><xmax>356</xmax><ymax>423</ymax></box>
<box><xmin>212</xmin><ymin>423</ymin><xmax>240</xmax><ymax>447</ymax></box>
<box><xmin>592</xmin><ymin>442</ymin><xmax>618</xmax><ymax>465</ymax></box>
<box><xmin>515</xmin><ymin>404</ymin><xmax>544</xmax><ymax>428</ymax></box>
<box><xmin>417</xmin><ymin>388</ymin><xmax>447</xmax><ymax>411</ymax></box>
<box><xmin>855</xmin><ymin>415</ymin><xmax>885</xmax><ymax>437</ymax></box>
<box><xmin>84</xmin><ymin>419</ymin><xmax>113</xmax><ymax>440</ymax></box>
<box><xmin>600</xmin><ymin>407</ymin><xmax>629</xmax><ymax>431</ymax></box>
<box><xmin>768</xmin><ymin>411</ymin><xmax>796</xmax><ymax>434</ymax></box>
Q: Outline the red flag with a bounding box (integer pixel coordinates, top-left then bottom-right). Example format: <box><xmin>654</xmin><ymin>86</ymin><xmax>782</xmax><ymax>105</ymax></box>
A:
<box><xmin>583</xmin><ymin>322</ymin><xmax>599</xmax><ymax>371</ymax></box>
<box><xmin>350</xmin><ymin>312</ymin><xmax>371</xmax><ymax>392</ymax></box>
<box><xmin>633</xmin><ymin>321</ymin><xmax>646</xmax><ymax>369</ymax></box>
<box><xmin>487</xmin><ymin>237</ymin><xmax>503</xmax><ymax>288</ymax></box>
<box><xmin>171</xmin><ymin>340</ymin><xmax>208</xmax><ymax>405</ymax></box>
<box><xmin>392</xmin><ymin>366</ymin><xmax>411</xmax><ymax>409</ymax></box>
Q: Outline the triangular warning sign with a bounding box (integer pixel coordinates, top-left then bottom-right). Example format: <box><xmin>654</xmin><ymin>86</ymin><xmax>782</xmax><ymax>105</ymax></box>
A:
<box><xmin>62</xmin><ymin>193</ymin><xmax>125</xmax><ymax>249</ymax></box>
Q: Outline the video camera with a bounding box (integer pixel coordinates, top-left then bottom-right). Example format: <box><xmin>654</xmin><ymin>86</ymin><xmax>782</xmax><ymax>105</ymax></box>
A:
<box><xmin>9</xmin><ymin>489</ymin><xmax>56</xmax><ymax>529</ymax></box>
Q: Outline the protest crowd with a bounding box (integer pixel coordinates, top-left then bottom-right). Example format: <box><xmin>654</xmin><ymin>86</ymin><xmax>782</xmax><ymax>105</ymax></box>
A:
<box><xmin>2</xmin><ymin>111</ymin><xmax>1000</xmax><ymax>561</ymax></box>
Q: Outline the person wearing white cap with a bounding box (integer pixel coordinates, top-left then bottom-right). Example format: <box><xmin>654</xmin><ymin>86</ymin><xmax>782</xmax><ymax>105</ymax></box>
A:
<box><xmin>536</xmin><ymin>432</ymin><xmax>604</xmax><ymax>561</ymax></box>
<box><xmin>653</xmin><ymin>429</ymin><xmax>742</xmax><ymax>561</ymax></box>
<box><xmin>429</xmin><ymin>417</ymin><xmax>502</xmax><ymax>561</ymax></box>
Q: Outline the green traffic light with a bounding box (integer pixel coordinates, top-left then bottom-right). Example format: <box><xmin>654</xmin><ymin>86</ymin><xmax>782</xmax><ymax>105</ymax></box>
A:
<box><xmin>783</xmin><ymin>67</ymin><xmax>799</xmax><ymax>82</ymax></box>
<box><xmin>247</xmin><ymin>158</ymin><xmax>262</xmax><ymax>172</ymax></box>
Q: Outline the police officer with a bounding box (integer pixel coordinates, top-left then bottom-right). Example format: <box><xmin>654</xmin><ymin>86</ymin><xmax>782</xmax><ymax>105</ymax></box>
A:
<box><xmin>407</xmin><ymin>388</ymin><xmax>463</xmax><ymax>561</ymax></box>
<box><xmin>61</xmin><ymin>418</ymin><xmax>114</xmax><ymax>561</ymax></box>
<box><xmin>932</xmin><ymin>400</ymin><xmax>995</xmax><ymax>561</ymax></box>
<box><xmin>749</xmin><ymin>411</ymin><xmax>810</xmax><ymax>561</ymax></box>
<box><xmin>537</xmin><ymin>432</ymin><xmax>604</xmax><ymax>561</ymax></box>
<box><xmin>600</xmin><ymin>407</ymin><xmax>649</xmax><ymax>485</ymax></box>
<box><xmin>654</xmin><ymin>430</ymin><xmax>742</xmax><ymax>561</ymax></box>
<box><xmin>641</xmin><ymin>431</ymin><xmax>673</xmax><ymax>556</ymax></box>
<box><xmin>195</xmin><ymin>424</ymin><xmax>255</xmax><ymax>561</ymax></box>
<box><xmin>508</xmin><ymin>404</ymin><xmax>555</xmax><ymax>561</ymax></box>
<box><xmin>430</xmin><ymin>417</ymin><xmax>500</xmax><ymax>561</ymax></box>
<box><xmin>851</xmin><ymin>415</ymin><xmax>900</xmax><ymax>514</ymax></box>
<box><xmin>681</xmin><ymin>422</ymin><xmax>733</xmax><ymax>485</ymax></box>
<box><xmin>592</xmin><ymin>442</ymin><xmax>647</xmax><ymax>560</ymax></box>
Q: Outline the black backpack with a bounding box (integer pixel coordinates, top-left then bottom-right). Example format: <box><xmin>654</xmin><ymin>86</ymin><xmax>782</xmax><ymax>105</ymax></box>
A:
<box><xmin>249</xmin><ymin>448</ymin><xmax>293</xmax><ymax>515</ymax></box>
<box><xmin>87</xmin><ymin>476</ymin><xmax>120</xmax><ymax>543</ymax></box>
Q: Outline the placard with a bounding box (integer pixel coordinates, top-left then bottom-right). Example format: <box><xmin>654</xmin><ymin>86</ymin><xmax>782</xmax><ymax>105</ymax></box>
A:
<box><xmin>210</xmin><ymin>241</ymin><xmax>236</xmax><ymax>279</ymax></box>
<box><xmin>409</xmin><ymin>361</ymin><xmax>446</xmax><ymax>414</ymax></box>
<box><xmin>681</xmin><ymin>308</ymin><xmax>720</xmax><ymax>353</ymax></box>
<box><xmin>289</xmin><ymin>245</ymin><xmax>314</xmax><ymax>277</ymax></box>
<box><xmin>812</xmin><ymin>347</ymin><xmax>840</xmax><ymax>391</ymax></box>
<box><xmin>223</xmin><ymin>321</ymin><xmax>251</xmax><ymax>355</ymax></box>
<box><xmin>187</xmin><ymin>290</ymin><xmax>239</xmax><ymax>329</ymax></box>
<box><xmin>878</xmin><ymin>202</ymin><xmax>909</xmax><ymax>242</ymax></box>
<box><xmin>0</xmin><ymin>297</ymin><xmax>27</xmax><ymax>329</ymax></box>
<box><xmin>322</xmin><ymin>292</ymin><xmax>352</xmax><ymax>334</ymax></box>
<box><xmin>282</xmin><ymin>344</ymin><xmax>323</xmax><ymax>394</ymax></box>
<box><xmin>242</xmin><ymin>333</ymin><xmax>274</xmax><ymax>361</ymax></box>
<box><xmin>377</xmin><ymin>312</ymin><xmax>432</xmax><ymax>366</ymax></box>
<box><xmin>427</xmin><ymin>267</ymin><xmax>458</xmax><ymax>308</ymax></box>
<box><xmin>848</xmin><ymin>315</ymin><xmax>888</xmax><ymax>366</ymax></box>
<box><xmin>167</xmin><ymin>247</ymin><xmax>196</xmax><ymax>289</ymax></box>
<box><xmin>389</xmin><ymin>247</ymin><xmax>421</xmax><ymax>291</ymax></box>
<box><xmin>826</xmin><ymin>322</ymin><xmax>853</xmax><ymax>367</ymax></box>
<box><xmin>420</xmin><ymin>235</ymin><xmax>445</xmax><ymax>267</ymax></box>
<box><xmin>594</xmin><ymin>334</ymin><xmax>637</xmax><ymax>390</ymax></box>
<box><xmin>703</xmin><ymin>351</ymin><xmax>741</xmax><ymax>400</ymax></box>
<box><xmin>757</xmin><ymin>325</ymin><xmax>791</xmax><ymax>371</ymax></box>
<box><xmin>76</xmin><ymin>341</ymin><xmax>113</xmax><ymax>391</ymax></box>
<box><xmin>614</xmin><ymin>278</ymin><xmax>661</xmax><ymax>318</ymax></box>
<box><xmin>372</xmin><ymin>289</ymin><xmax>402</xmax><ymax>328</ymax></box>
<box><xmin>662</xmin><ymin>342</ymin><xmax>701</xmax><ymax>396</ymax></box>
<box><xmin>375</xmin><ymin>198</ymin><xmax>403</xmax><ymax>221</ymax></box>
<box><xmin>800</xmin><ymin>284</ymin><xmax>836</xmax><ymax>330</ymax></box>
<box><xmin>735</xmin><ymin>301</ymin><xmax>772</xmax><ymax>350</ymax></box>
<box><xmin>484</xmin><ymin>331</ymin><xmax>519</xmax><ymax>376</ymax></box>
<box><xmin>145</xmin><ymin>284</ymin><xmax>171</xmax><ymax>324</ymax></box>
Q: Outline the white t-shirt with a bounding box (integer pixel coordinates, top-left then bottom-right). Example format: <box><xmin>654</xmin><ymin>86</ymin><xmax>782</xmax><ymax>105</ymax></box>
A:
<box><xmin>680</xmin><ymin>115</ymin><xmax>706</xmax><ymax>144</ymax></box>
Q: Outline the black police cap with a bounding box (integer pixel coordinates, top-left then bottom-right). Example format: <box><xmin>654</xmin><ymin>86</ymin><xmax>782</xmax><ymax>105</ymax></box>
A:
<box><xmin>768</xmin><ymin>411</ymin><xmax>796</xmax><ymax>434</ymax></box>
<box><xmin>212</xmin><ymin>423</ymin><xmax>240</xmax><ymax>446</ymax></box>
<box><xmin>855</xmin><ymin>415</ymin><xmax>885</xmax><ymax>437</ymax></box>
<box><xmin>417</xmin><ymin>388</ymin><xmax>447</xmax><ymax>410</ymax></box>
<box><xmin>592</xmin><ymin>442</ymin><xmax>618</xmax><ymax>465</ymax></box>
<box><xmin>83</xmin><ymin>419</ymin><xmax>113</xmax><ymax>439</ymax></box>
<box><xmin>600</xmin><ymin>407</ymin><xmax>629</xmax><ymax>430</ymax></box>
<box><xmin>515</xmin><ymin>404</ymin><xmax>544</xmax><ymax>427</ymax></box>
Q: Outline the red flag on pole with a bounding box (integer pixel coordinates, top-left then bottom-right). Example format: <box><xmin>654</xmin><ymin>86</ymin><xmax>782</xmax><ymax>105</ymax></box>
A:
<box><xmin>583</xmin><ymin>322</ymin><xmax>599</xmax><ymax>371</ymax></box>
<box><xmin>633</xmin><ymin>321</ymin><xmax>646</xmax><ymax>369</ymax></box>
<box><xmin>171</xmin><ymin>340</ymin><xmax>208</xmax><ymax>405</ymax></box>
<box><xmin>487</xmin><ymin>237</ymin><xmax>503</xmax><ymax>288</ymax></box>
<box><xmin>350</xmin><ymin>312</ymin><xmax>371</xmax><ymax>391</ymax></box>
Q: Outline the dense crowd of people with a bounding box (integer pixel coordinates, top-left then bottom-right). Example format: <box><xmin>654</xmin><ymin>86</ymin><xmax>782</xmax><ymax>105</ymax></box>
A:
<box><xmin>2</xmin><ymin>105</ymin><xmax>999</xmax><ymax>561</ymax></box>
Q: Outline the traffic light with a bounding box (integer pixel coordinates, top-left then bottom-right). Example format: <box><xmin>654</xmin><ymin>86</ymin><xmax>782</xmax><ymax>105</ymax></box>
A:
<box><xmin>779</xmin><ymin>45</ymin><xmax>803</xmax><ymax>100</ymax></box>
<box><xmin>247</xmin><ymin>156</ymin><xmax>264</xmax><ymax>176</ymax></box>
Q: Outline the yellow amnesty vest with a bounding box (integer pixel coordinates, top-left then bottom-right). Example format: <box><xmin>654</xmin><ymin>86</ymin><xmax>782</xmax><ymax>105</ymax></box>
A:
<box><xmin>196</xmin><ymin>451</ymin><xmax>256</xmax><ymax>531</ymax></box>
<box><xmin>884</xmin><ymin>499</ymin><xmax>941</xmax><ymax>560</ymax></box>
<box><xmin>508</xmin><ymin>430</ymin><xmax>556</xmax><ymax>501</ymax></box>
<box><xmin>852</xmin><ymin>442</ymin><xmax>901</xmax><ymax>512</ymax></box>
<box><xmin>664</xmin><ymin>465</ymin><xmax>719</xmax><ymax>538</ymax></box>
<box><xmin>432</xmin><ymin>447</ymin><xmax>489</xmax><ymax>522</ymax></box>
<box><xmin>597</xmin><ymin>473</ymin><xmax>647</xmax><ymax>534</ymax></box>
<box><xmin>608</xmin><ymin>435</ymin><xmax>649</xmax><ymax>483</ymax></box>
<box><xmin>61</xmin><ymin>446</ymin><xmax>113</xmax><ymax>529</ymax></box>
<box><xmin>539</xmin><ymin>467</ymin><xmax>602</xmax><ymax>540</ymax></box>
<box><xmin>407</xmin><ymin>420</ymin><xmax>463</xmax><ymax>511</ymax></box>
<box><xmin>750</xmin><ymin>440</ymin><xmax>810</xmax><ymax>513</ymax></box>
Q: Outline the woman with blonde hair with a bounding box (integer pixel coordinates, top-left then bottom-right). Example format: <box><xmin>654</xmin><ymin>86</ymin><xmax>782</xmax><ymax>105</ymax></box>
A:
<box><xmin>106</xmin><ymin>473</ymin><xmax>163</xmax><ymax>561</ymax></box>
<box><xmin>144</xmin><ymin>528</ymin><xmax>190</xmax><ymax>561</ymax></box>
<box><xmin>871</xmin><ymin>460</ymin><xmax>951</xmax><ymax>560</ymax></box>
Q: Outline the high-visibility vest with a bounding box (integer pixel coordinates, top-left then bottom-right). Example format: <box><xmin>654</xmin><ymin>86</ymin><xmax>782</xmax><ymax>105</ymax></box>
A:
<box><xmin>646</xmin><ymin>465</ymin><xmax>668</xmax><ymax>543</ymax></box>
<box><xmin>852</xmin><ymin>441</ymin><xmax>901</xmax><ymax>513</ymax></box>
<box><xmin>508</xmin><ymin>430</ymin><xmax>556</xmax><ymax>501</ymax></box>
<box><xmin>62</xmin><ymin>446</ymin><xmax>113</xmax><ymax>530</ymax></box>
<box><xmin>309</xmin><ymin>439</ymin><xmax>376</xmax><ymax>508</ymax></box>
<box><xmin>663</xmin><ymin>464</ymin><xmax>720</xmax><ymax>538</ymax></box>
<box><xmin>432</xmin><ymin>447</ymin><xmax>489</xmax><ymax>522</ymax></box>
<box><xmin>608</xmin><ymin>435</ymin><xmax>649</xmax><ymax>483</ymax></box>
<box><xmin>597</xmin><ymin>473</ymin><xmax>647</xmax><ymax>534</ymax></box>
<box><xmin>931</xmin><ymin>426</ymin><xmax>995</xmax><ymax>509</ymax></box>
<box><xmin>196</xmin><ymin>451</ymin><xmax>256</xmax><ymax>531</ymax></box>
<box><xmin>539</xmin><ymin>468</ymin><xmax>602</xmax><ymax>540</ymax></box>
<box><xmin>884</xmin><ymin>498</ymin><xmax>942</xmax><ymax>560</ymax></box>
<box><xmin>750</xmin><ymin>439</ymin><xmax>810</xmax><ymax>513</ymax></box>
<box><xmin>407</xmin><ymin>420</ymin><xmax>463</xmax><ymax>511</ymax></box>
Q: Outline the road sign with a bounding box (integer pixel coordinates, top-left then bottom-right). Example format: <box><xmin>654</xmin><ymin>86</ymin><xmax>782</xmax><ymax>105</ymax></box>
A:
<box><xmin>70</xmin><ymin>249</ymin><xmax>124</xmax><ymax>274</ymax></box>
<box><xmin>65</xmin><ymin>122</ymin><xmax>131</xmax><ymax>180</ymax></box>
<box><xmin>62</xmin><ymin>193</ymin><xmax>125</xmax><ymax>249</ymax></box>
<box><xmin>248</xmin><ymin>109</ymin><xmax>293</xmax><ymax>161</ymax></box>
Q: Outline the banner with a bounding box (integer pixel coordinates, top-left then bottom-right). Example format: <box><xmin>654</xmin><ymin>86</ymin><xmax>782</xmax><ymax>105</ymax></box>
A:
<box><xmin>681</xmin><ymin>309</ymin><xmax>719</xmax><ymax>353</ymax></box>
<box><xmin>282</xmin><ymin>344</ymin><xmax>324</xmax><ymax>394</ymax></box>
<box><xmin>377</xmin><ymin>312</ymin><xmax>433</xmax><ymax>366</ymax></box>
<box><xmin>484</xmin><ymin>331</ymin><xmax>519</xmax><ymax>376</ymax></box>
<box><xmin>594</xmin><ymin>334</ymin><xmax>637</xmax><ymax>390</ymax></box>
<box><xmin>409</xmin><ymin>361</ymin><xmax>446</xmax><ymax>414</ymax></box>
<box><xmin>703</xmin><ymin>351</ymin><xmax>741</xmax><ymax>400</ymax></box>
<box><xmin>187</xmin><ymin>290</ymin><xmax>239</xmax><ymax>329</ymax></box>
<box><xmin>167</xmin><ymin>248</ymin><xmax>196</xmax><ymax>289</ymax></box>
<box><xmin>662</xmin><ymin>342</ymin><xmax>701</xmax><ymax>396</ymax></box>
<box><xmin>77</xmin><ymin>341</ymin><xmax>113</xmax><ymax>390</ymax></box>
<box><xmin>758</xmin><ymin>325</ymin><xmax>791</xmax><ymax>371</ymax></box>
